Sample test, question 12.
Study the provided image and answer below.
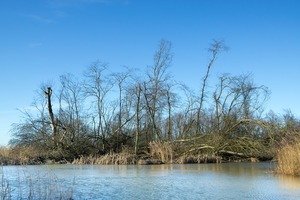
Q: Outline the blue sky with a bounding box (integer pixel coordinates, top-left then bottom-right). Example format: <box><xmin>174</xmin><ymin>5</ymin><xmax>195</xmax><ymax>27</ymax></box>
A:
<box><xmin>1</xmin><ymin>0</ymin><xmax>300</xmax><ymax>145</ymax></box>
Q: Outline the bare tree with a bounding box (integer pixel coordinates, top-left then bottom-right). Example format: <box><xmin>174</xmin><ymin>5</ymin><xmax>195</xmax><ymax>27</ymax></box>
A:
<box><xmin>196</xmin><ymin>40</ymin><xmax>227</xmax><ymax>135</ymax></box>
<box><xmin>166</xmin><ymin>84</ymin><xmax>177</xmax><ymax>141</ymax></box>
<box><xmin>43</xmin><ymin>87</ymin><xmax>58</xmax><ymax>142</ymax></box>
<box><xmin>143</xmin><ymin>39</ymin><xmax>173</xmax><ymax>141</ymax></box>
<box><xmin>212</xmin><ymin>73</ymin><xmax>270</xmax><ymax>137</ymax></box>
<box><xmin>112</xmin><ymin>67</ymin><xmax>133</xmax><ymax>152</ymax></box>
<box><xmin>84</xmin><ymin>61</ymin><xmax>114</xmax><ymax>152</ymax></box>
<box><xmin>134</xmin><ymin>83</ymin><xmax>142</xmax><ymax>155</ymax></box>
<box><xmin>58</xmin><ymin>73</ymin><xmax>86</xmax><ymax>147</ymax></box>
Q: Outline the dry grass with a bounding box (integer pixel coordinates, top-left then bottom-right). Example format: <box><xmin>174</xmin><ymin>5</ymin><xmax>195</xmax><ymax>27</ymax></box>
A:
<box><xmin>72</xmin><ymin>147</ymin><xmax>137</xmax><ymax>165</ymax></box>
<box><xmin>276</xmin><ymin>141</ymin><xmax>300</xmax><ymax>176</ymax></box>
<box><xmin>0</xmin><ymin>146</ymin><xmax>19</xmax><ymax>165</ymax></box>
<box><xmin>148</xmin><ymin>141</ymin><xmax>173</xmax><ymax>163</ymax></box>
<box><xmin>176</xmin><ymin>154</ymin><xmax>221</xmax><ymax>164</ymax></box>
<box><xmin>73</xmin><ymin>142</ymin><xmax>175</xmax><ymax>165</ymax></box>
<box><xmin>0</xmin><ymin>146</ymin><xmax>10</xmax><ymax>164</ymax></box>
<box><xmin>0</xmin><ymin>146</ymin><xmax>46</xmax><ymax>165</ymax></box>
<box><xmin>72</xmin><ymin>153</ymin><xmax>137</xmax><ymax>165</ymax></box>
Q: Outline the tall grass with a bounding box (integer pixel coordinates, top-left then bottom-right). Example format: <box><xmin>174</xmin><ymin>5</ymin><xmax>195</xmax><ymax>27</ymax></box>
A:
<box><xmin>72</xmin><ymin>153</ymin><xmax>137</xmax><ymax>165</ymax></box>
<box><xmin>276</xmin><ymin>141</ymin><xmax>300</xmax><ymax>176</ymax></box>
<box><xmin>72</xmin><ymin>142</ymin><xmax>174</xmax><ymax>165</ymax></box>
<box><xmin>148</xmin><ymin>141</ymin><xmax>173</xmax><ymax>163</ymax></box>
<box><xmin>0</xmin><ymin>146</ymin><xmax>18</xmax><ymax>165</ymax></box>
<box><xmin>72</xmin><ymin>146</ymin><xmax>137</xmax><ymax>165</ymax></box>
<box><xmin>0</xmin><ymin>146</ymin><xmax>46</xmax><ymax>165</ymax></box>
<box><xmin>176</xmin><ymin>154</ymin><xmax>221</xmax><ymax>164</ymax></box>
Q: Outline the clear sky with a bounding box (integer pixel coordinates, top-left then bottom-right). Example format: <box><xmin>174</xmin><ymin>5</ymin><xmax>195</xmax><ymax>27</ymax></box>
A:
<box><xmin>1</xmin><ymin>0</ymin><xmax>300</xmax><ymax>146</ymax></box>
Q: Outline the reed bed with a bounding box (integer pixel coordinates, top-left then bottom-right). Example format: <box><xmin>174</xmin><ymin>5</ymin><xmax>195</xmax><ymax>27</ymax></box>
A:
<box><xmin>72</xmin><ymin>152</ymin><xmax>137</xmax><ymax>165</ymax></box>
<box><xmin>276</xmin><ymin>142</ymin><xmax>300</xmax><ymax>176</ymax></box>
<box><xmin>148</xmin><ymin>141</ymin><xmax>173</xmax><ymax>163</ymax></box>
<box><xmin>0</xmin><ymin>146</ymin><xmax>46</xmax><ymax>165</ymax></box>
<box><xmin>0</xmin><ymin>146</ymin><xmax>18</xmax><ymax>165</ymax></box>
<box><xmin>72</xmin><ymin>142</ymin><xmax>174</xmax><ymax>165</ymax></box>
<box><xmin>176</xmin><ymin>154</ymin><xmax>221</xmax><ymax>164</ymax></box>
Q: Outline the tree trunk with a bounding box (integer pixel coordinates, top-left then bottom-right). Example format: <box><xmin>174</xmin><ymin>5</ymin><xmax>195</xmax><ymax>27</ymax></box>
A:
<box><xmin>44</xmin><ymin>87</ymin><xmax>56</xmax><ymax>138</ymax></box>
<box><xmin>135</xmin><ymin>84</ymin><xmax>141</xmax><ymax>155</ymax></box>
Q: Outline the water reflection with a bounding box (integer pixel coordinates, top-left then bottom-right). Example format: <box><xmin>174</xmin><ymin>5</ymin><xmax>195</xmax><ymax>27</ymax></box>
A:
<box><xmin>2</xmin><ymin>163</ymin><xmax>300</xmax><ymax>200</ymax></box>
<box><xmin>278</xmin><ymin>174</ymin><xmax>300</xmax><ymax>190</ymax></box>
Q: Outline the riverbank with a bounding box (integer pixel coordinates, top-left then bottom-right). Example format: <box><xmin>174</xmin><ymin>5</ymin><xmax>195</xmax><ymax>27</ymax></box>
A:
<box><xmin>3</xmin><ymin>141</ymin><xmax>300</xmax><ymax>178</ymax></box>
<box><xmin>1</xmin><ymin>146</ymin><xmax>269</xmax><ymax>166</ymax></box>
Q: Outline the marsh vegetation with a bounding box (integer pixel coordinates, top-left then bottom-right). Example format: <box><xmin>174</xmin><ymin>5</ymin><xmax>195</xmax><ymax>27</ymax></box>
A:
<box><xmin>2</xmin><ymin>40</ymin><xmax>300</xmax><ymax>176</ymax></box>
<box><xmin>276</xmin><ymin>135</ymin><xmax>300</xmax><ymax>176</ymax></box>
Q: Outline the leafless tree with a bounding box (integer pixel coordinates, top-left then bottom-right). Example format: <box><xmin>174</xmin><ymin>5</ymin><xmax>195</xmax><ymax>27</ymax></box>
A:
<box><xmin>196</xmin><ymin>40</ymin><xmax>227</xmax><ymax>135</ymax></box>
<box><xmin>58</xmin><ymin>73</ymin><xmax>90</xmax><ymax>153</ymax></box>
<box><xmin>143</xmin><ymin>39</ymin><xmax>173</xmax><ymax>141</ymax></box>
<box><xmin>83</xmin><ymin>61</ymin><xmax>114</xmax><ymax>152</ymax></box>
<box><xmin>112</xmin><ymin>67</ymin><xmax>133</xmax><ymax>152</ymax></box>
<box><xmin>134</xmin><ymin>83</ymin><xmax>142</xmax><ymax>154</ymax></box>
<box><xmin>212</xmin><ymin>73</ymin><xmax>270</xmax><ymax>137</ymax></box>
<box><xmin>44</xmin><ymin>87</ymin><xmax>56</xmax><ymax>139</ymax></box>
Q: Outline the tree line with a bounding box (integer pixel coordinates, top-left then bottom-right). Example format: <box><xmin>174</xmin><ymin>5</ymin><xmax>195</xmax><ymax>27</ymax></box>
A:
<box><xmin>9</xmin><ymin>39</ymin><xmax>300</xmax><ymax>163</ymax></box>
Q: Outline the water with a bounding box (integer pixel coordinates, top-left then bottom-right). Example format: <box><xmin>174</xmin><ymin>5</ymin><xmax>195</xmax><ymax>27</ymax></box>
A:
<box><xmin>1</xmin><ymin>163</ymin><xmax>300</xmax><ymax>199</ymax></box>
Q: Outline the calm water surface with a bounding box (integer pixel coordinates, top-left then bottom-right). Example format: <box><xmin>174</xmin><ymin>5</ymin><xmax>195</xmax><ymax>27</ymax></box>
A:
<box><xmin>2</xmin><ymin>163</ymin><xmax>300</xmax><ymax>199</ymax></box>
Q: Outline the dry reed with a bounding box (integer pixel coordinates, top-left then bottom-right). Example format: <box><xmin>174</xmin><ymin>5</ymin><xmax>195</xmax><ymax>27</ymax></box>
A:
<box><xmin>0</xmin><ymin>146</ymin><xmax>19</xmax><ymax>165</ymax></box>
<box><xmin>176</xmin><ymin>154</ymin><xmax>221</xmax><ymax>164</ymax></box>
<box><xmin>72</xmin><ymin>153</ymin><xmax>137</xmax><ymax>165</ymax></box>
<box><xmin>72</xmin><ymin>147</ymin><xmax>137</xmax><ymax>165</ymax></box>
<box><xmin>276</xmin><ymin>141</ymin><xmax>300</xmax><ymax>176</ymax></box>
<box><xmin>148</xmin><ymin>141</ymin><xmax>173</xmax><ymax>163</ymax></box>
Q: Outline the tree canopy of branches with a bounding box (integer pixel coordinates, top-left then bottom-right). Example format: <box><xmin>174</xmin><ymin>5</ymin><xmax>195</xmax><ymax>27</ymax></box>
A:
<box><xmin>10</xmin><ymin>39</ymin><xmax>294</xmax><ymax>163</ymax></box>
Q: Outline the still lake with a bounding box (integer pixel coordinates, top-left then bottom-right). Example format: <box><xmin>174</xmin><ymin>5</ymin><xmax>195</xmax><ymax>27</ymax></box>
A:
<box><xmin>1</xmin><ymin>162</ymin><xmax>300</xmax><ymax>199</ymax></box>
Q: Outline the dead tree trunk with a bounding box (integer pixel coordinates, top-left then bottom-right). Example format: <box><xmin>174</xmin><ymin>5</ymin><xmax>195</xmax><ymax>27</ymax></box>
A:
<box><xmin>44</xmin><ymin>87</ymin><xmax>57</xmax><ymax>139</ymax></box>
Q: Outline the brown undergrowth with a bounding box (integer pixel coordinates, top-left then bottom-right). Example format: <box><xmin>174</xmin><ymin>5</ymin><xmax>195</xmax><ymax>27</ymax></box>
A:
<box><xmin>0</xmin><ymin>146</ymin><xmax>46</xmax><ymax>165</ymax></box>
<box><xmin>72</xmin><ymin>146</ymin><xmax>137</xmax><ymax>165</ymax></box>
<box><xmin>276</xmin><ymin>139</ymin><xmax>300</xmax><ymax>176</ymax></box>
<box><xmin>3</xmin><ymin>139</ymin><xmax>268</xmax><ymax>166</ymax></box>
<box><xmin>0</xmin><ymin>146</ymin><xmax>19</xmax><ymax>165</ymax></box>
<box><xmin>176</xmin><ymin>154</ymin><xmax>221</xmax><ymax>164</ymax></box>
<box><xmin>148</xmin><ymin>141</ymin><xmax>173</xmax><ymax>163</ymax></box>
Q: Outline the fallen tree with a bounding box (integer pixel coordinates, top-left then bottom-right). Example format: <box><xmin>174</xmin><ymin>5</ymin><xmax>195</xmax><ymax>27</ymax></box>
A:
<box><xmin>172</xmin><ymin>118</ymin><xmax>276</xmax><ymax>162</ymax></box>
